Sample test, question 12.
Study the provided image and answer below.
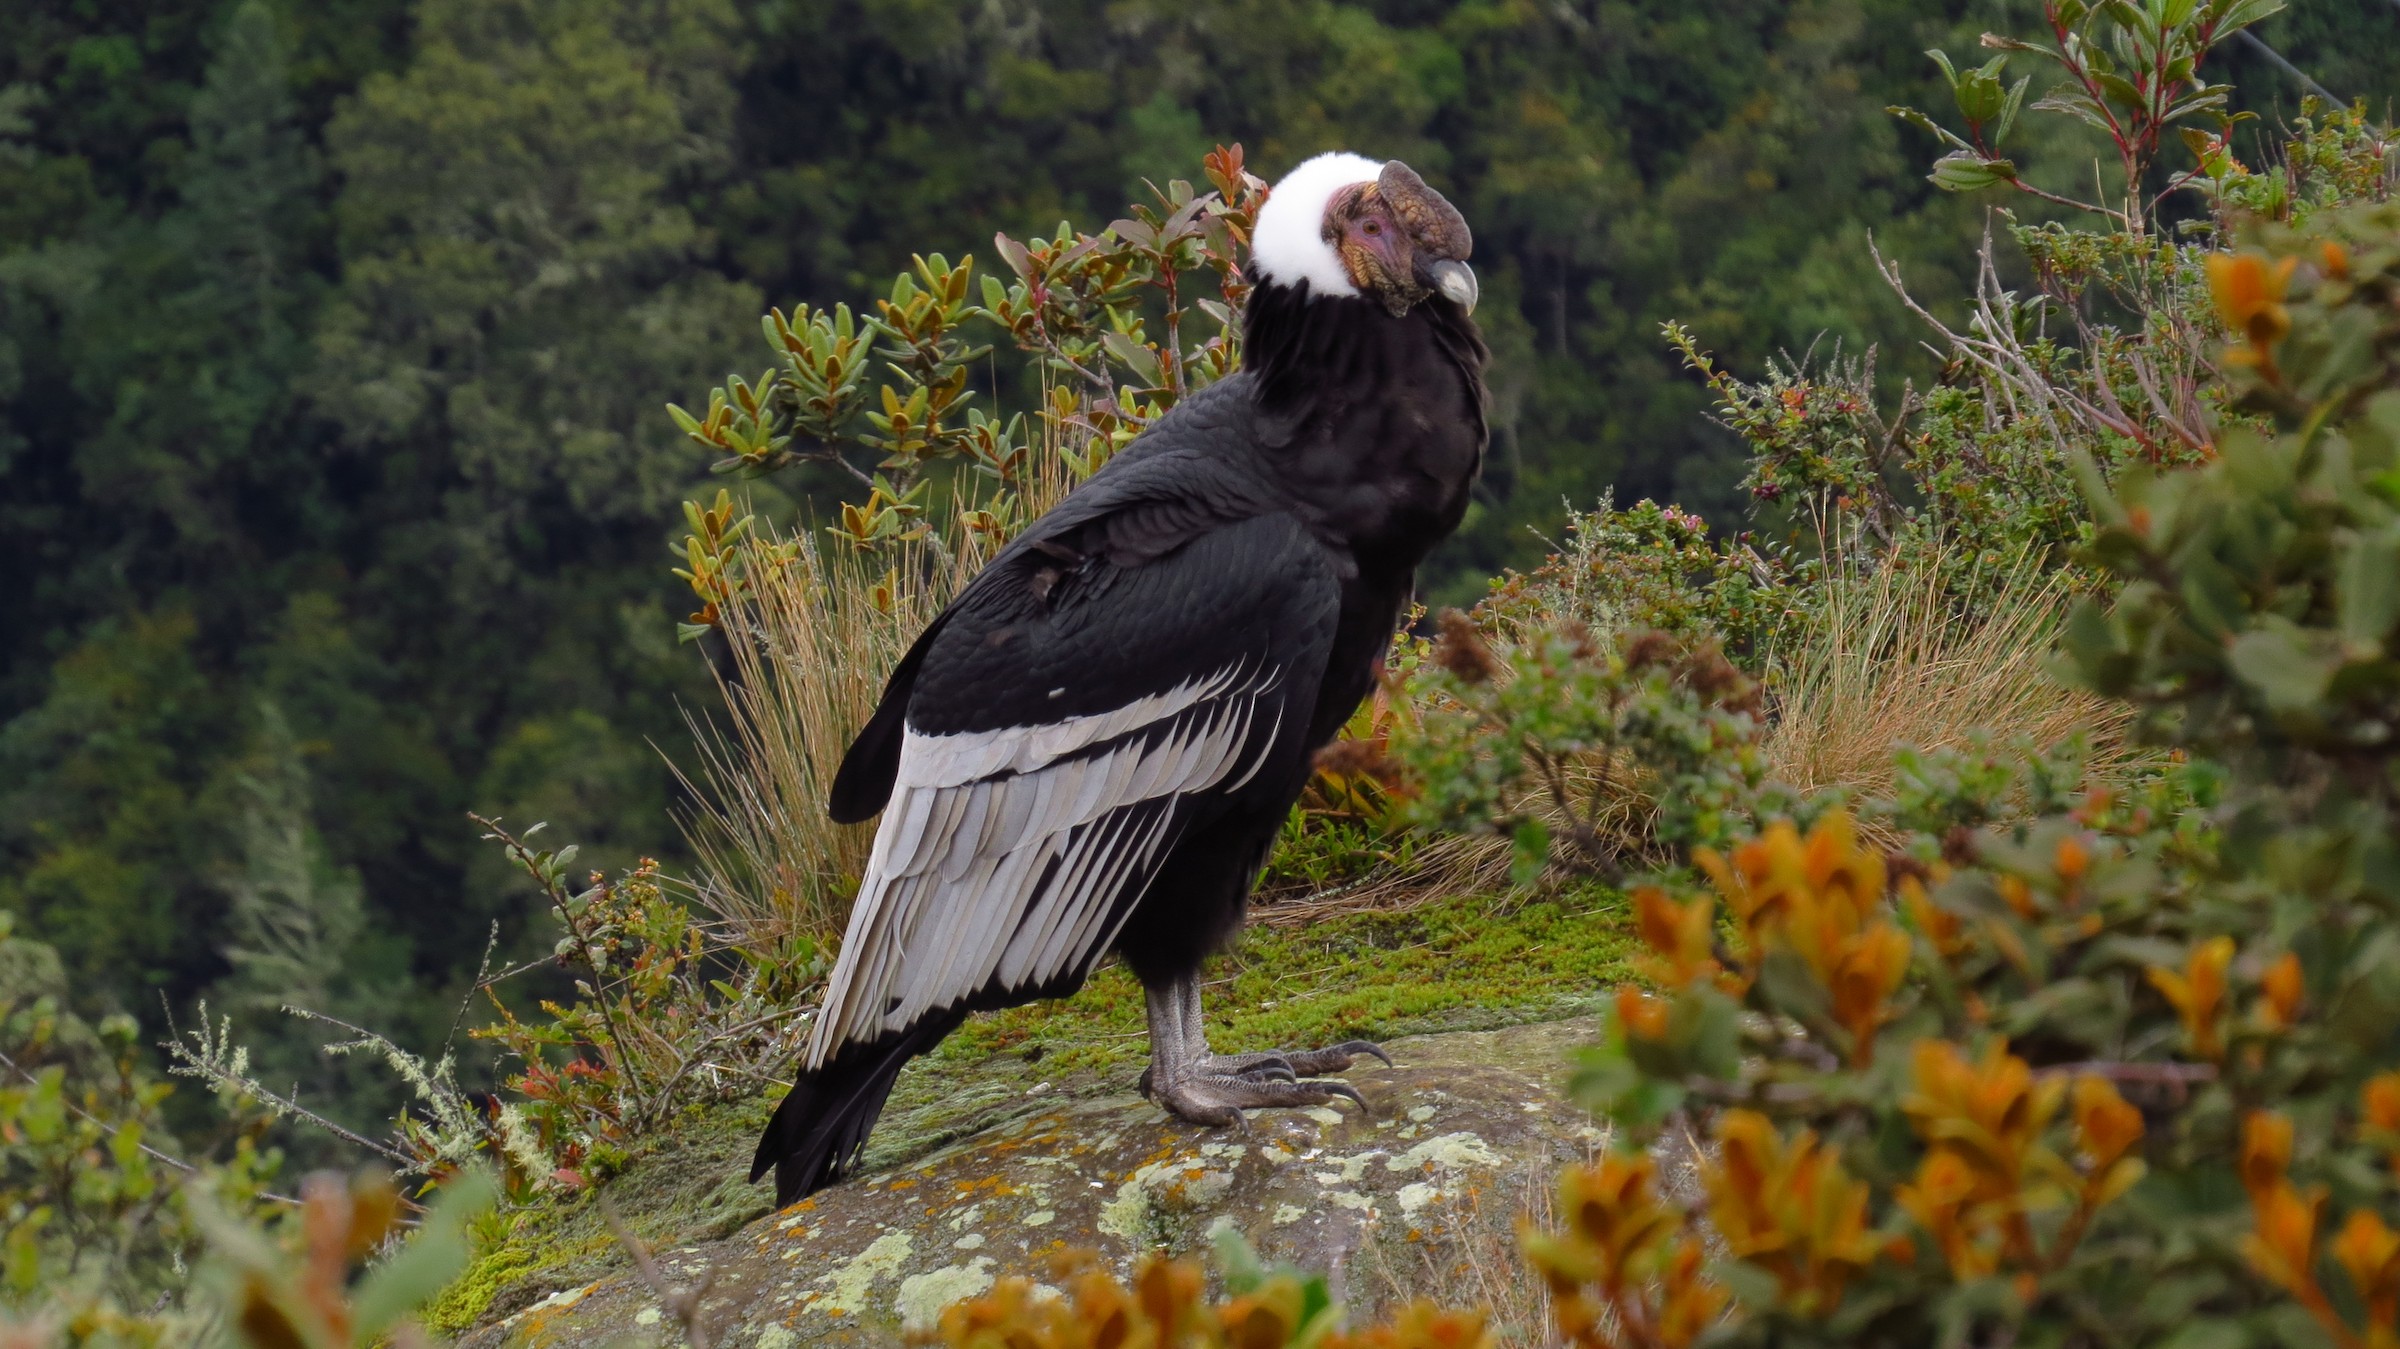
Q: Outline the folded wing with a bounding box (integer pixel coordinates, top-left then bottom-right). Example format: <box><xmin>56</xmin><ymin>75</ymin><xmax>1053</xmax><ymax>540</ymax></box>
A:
<box><xmin>816</xmin><ymin>509</ymin><xmax>1343</xmax><ymax>1051</ymax></box>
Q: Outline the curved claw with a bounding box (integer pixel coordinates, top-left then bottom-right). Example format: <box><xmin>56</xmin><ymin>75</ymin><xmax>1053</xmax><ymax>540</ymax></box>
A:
<box><xmin>1320</xmin><ymin>1081</ymin><xmax>1369</xmax><ymax>1112</ymax></box>
<box><xmin>1237</xmin><ymin>1059</ymin><xmax>1298</xmax><ymax>1084</ymax></box>
<box><xmin>1333</xmin><ymin>1039</ymin><xmax>1394</xmax><ymax>1068</ymax></box>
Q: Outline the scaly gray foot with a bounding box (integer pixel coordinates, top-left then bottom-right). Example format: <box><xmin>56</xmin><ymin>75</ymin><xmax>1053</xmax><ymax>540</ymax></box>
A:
<box><xmin>1136</xmin><ymin>1042</ymin><xmax>1393</xmax><ymax>1096</ymax></box>
<box><xmin>1137</xmin><ymin>977</ymin><xmax>1390</xmax><ymax>1127</ymax></box>
<box><xmin>1270</xmin><ymin>1040</ymin><xmax>1393</xmax><ymax>1077</ymax></box>
<box><xmin>1151</xmin><ymin>1072</ymin><xmax>1367</xmax><ymax>1128</ymax></box>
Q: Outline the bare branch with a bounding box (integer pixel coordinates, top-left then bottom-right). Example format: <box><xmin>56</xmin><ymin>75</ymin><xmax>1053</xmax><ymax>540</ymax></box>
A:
<box><xmin>602</xmin><ymin>1200</ymin><xmax>718</xmax><ymax>1349</ymax></box>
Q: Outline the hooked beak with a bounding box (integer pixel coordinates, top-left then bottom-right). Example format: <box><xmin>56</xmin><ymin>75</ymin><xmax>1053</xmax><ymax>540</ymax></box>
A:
<box><xmin>1428</xmin><ymin>259</ymin><xmax>1478</xmax><ymax>314</ymax></box>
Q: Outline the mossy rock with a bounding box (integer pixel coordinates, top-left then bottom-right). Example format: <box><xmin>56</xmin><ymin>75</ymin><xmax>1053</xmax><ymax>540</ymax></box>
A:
<box><xmin>433</xmin><ymin>890</ymin><xmax>1637</xmax><ymax>1339</ymax></box>
<box><xmin>459</xmin><ymin>1015</ymin><xmax>1673</xmax><ymax>1349</ymax></box>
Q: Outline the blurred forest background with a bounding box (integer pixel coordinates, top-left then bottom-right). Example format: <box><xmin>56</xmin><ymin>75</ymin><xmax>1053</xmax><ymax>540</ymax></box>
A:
<box><xmin>1</xmin><ymin>0</ymin><xmax>2392</xmax><ymax>1134</ymax></box>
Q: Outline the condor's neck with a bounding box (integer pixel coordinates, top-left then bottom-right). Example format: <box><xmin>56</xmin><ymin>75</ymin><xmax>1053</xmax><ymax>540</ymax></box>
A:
<box><xmin>1238</xmin><ymin>280</ymin><xmax>1490</xmax><ymax>571</ymax></box>
<box><xmin>1242</xmin><ymin>282</ymin><xmax>1483</xmax><ymax>418</ymax></box>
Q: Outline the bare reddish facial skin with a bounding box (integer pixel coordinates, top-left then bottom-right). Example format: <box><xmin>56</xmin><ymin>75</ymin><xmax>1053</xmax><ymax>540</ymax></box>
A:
<box><xmin>1320</xmin><ymin>162</ymin><xmax>1473</xmax><ymax>315</ymax></box>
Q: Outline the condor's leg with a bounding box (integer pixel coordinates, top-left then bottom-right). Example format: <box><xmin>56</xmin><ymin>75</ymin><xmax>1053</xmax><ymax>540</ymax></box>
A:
<box><xmin>1137</xmin><ymin>972</ymin><xmax>1388</xmax><ymax>1126</ymax></box>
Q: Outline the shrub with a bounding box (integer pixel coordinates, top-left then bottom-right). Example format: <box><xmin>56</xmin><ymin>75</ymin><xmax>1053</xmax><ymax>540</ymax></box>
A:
<box><xmin>1541</xmin><ymin>198</ymin><xmax>2400</xmax><ymax>1349</ymax></box>
<box><xmin>1</xmin><ymin>909</ymin><xmax>494</xmax><ymax>1349</ymax></box>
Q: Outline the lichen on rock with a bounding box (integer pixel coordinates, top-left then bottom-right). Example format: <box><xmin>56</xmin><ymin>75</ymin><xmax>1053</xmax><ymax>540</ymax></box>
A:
<box><xmin>457</xmin><ymin>1016</ymin><xmax>1670</xmax><ymax>1349</ymax></box>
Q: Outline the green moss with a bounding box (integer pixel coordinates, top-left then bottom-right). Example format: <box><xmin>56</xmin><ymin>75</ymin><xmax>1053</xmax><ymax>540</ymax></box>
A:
<box><xmin>432</xmin><ymin>885</ymin><xmax>1632</xmax><ymax>1335</ymax></box>
<box><xmin>940</xmin><ymin>885</ymin><xmax>1634</xmax><ymax>1080</ymax></box>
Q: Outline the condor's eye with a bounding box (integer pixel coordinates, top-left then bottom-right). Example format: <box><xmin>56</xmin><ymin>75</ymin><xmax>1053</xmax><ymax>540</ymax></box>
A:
<box><xmin>1361</xmin><ymin>218</ymin><xmax>1383</xmax><ymax>236</ymax></box>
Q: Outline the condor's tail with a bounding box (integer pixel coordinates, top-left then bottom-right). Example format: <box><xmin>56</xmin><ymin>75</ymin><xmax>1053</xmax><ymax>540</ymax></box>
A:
<box><xmin>750</xmin><ymin>1012</ymin><xmax>965</xmax><ymax>1205</ymax></box>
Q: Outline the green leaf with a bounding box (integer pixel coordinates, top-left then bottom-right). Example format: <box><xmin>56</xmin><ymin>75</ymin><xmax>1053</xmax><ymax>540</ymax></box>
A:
<box><xmin>2338</xmin><ymin>526</ymin><xmax>2400</xmax><ymax>646</ymax></box>
<box><xmin>1996</xmin><ymin>74</ymin><xmax>2031</xmax><ymax>142</ymax></box>
<box><xmin>1508</xmin><ymin>817</ymin><xmax>1551</xmax><ymax>888</ymax></box>
<box><xmin>352</xmin><ymin>1168</ymin><xmax>498</xmax><ymax>1338</ymax></box>
<box><xmin>2225</xmin><ymin>623</ymin><xmax>2338</xmax><ymax>714</ymax></box>
<box><xmin>1213</xmin><ymin>1225</ymin><xmax>1267</xmax><ymax>1293</ymax></box>
<box><xmin>1956</xmin><ymin>59</ymin><xmax>2010</xmax><ymax>124</ymax></box>
<box><xmin>1099</xmin><ymin>331</ymin><xmax>1166</xmax><ymax>389</ymax></box>
<box><xmin>2179</xmin><ymin>556</ymin><xmax>2248</xmax><ymax>639</ymax></box>
<box><xmin>1929</xmin><ymin>152</ymin><xmax>2018</xmax><ymax>190</ymax></box>
<box><xmin>1888</xmin><ymin>105</ymin><xmax>1972</xmax><ymax>152</ymax></box>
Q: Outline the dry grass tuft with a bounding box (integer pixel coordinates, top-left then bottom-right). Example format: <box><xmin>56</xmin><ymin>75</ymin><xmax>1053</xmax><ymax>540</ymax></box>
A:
<box><xmin>1283</xmin><ymin>544</ymin><xmax>2131</xmax><ymax>915</ymax></box>
<box><xmin>1353</xmin><ymin>1157</ymin><xmax>1568</xmax><ymax>1346</ymax></box>
<box><xmin>670</xmin><ymin>470</ymin><xmax>1073</xmax><ymax>955</ymax></box>
<box><xmin>1760</xmin><ymin>549</ymin><xmax>2131</xmax><ymax>841</ymax></box>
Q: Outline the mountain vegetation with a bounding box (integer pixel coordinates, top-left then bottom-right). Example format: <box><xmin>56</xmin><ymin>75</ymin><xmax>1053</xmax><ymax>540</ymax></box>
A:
<box><xmin>2</xmin><ymin>0</ymin><xmax>2398</xmax><ymax>1345</ymax></box>
<box><xmin>5</xmin><ymin>0</ymin><xmax>2388</xmax><ymax>1100</ymax></box>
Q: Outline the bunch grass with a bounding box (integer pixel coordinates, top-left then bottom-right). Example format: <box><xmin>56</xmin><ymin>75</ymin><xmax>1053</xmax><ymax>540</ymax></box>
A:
<box><xmin>1760</xmin><ymin>541</ymin><xmax>2131</xmax><ymax>838</ymax></box>
<box><xmin>672</xmin><ymin>463</ymin><xmax>1076</xmax><ymax>955</ymax></box>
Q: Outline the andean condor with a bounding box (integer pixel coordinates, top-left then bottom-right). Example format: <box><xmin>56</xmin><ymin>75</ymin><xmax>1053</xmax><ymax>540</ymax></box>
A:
<box><xmin>751</xmin><ymin>152</ymin><xmax>1490</xmax><ymax>1204</ymax></box>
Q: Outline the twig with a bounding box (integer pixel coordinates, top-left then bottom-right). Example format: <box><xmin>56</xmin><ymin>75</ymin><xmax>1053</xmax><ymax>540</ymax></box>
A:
<box><xmin>602</xmin><ymin>1200</ymin><xmax>718</xmax><ymax>1349</ymax></box>
<box><xmin>0</xmin><ymin>1043</ymin><xmax>303</xmax><ymax>1207</ymax></box>
<box><xmin>634</xmin><ymin>1004</ymin><xmax>812</xmax><ymax>1128</ymax></box>
<box><xmin>471</xmin><ymin>813</ymin><xmax>655</xmax><ymax>1105</ymax></box>
<box><xmin>2010</xmin><ymin>176</ymin><xmax>2130</xmax><ymax>228</ymax></box>
<box><xmin>444</xmin><ymin>922</ymin><xmax>504</xmax><ymax>1056</ymax></box>
<box><xmin>160</xmin><ymin>1003</ymin><xmax>418</xmax><ymax>1168</ymax></box>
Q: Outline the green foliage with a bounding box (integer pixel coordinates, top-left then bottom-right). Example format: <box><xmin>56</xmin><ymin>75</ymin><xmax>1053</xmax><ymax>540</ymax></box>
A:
<box><xmin>0</xmin><ymin>921</ymin><xmax>498</xmax><ymax>1349</ymax></box>
<box><xmin>1390</xmin><ymin>615</ymin><xmax>1780</xmax><ymax>884</ymax></box>
<box><xmin>0</xmin><ymin>910</ymin><xmax>282</xmax><ymax>1342</ymax></box>
<box><xmin>2206</xmin><ymin>100</ymin><xmax>2398</xmax><ymax>229</ymax></box>
<box><xmin>462</xmin><ymin>818</ymin><xmax>821</xmax><ymax>1183</ymax></box>
<box><xmin>1538</xmin><ymin>196</ymin><xmax>2400</xmax><ymax>1349</ymax></box>
<box><xmin>2068</xmin><ymin>201</ymin><xmax>2400</xmax><ymax>772</ymax></box>
<box><xmin>1891</xmin><ymin>0</ymin><xmax>2285</xmax><ymax>229</ymax></box>
<box><xmin>667</xmin><ymin>145</ymin><xmax>1266</xmax><ymax>601</ymax></box>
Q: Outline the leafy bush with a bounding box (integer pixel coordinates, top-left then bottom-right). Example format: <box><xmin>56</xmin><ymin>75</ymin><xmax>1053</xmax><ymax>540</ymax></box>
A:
<box><xmin>1</xmin><ymin>909</ymin><xmax>495</xmax><ymax>1349</ymax></box>
<box><xmin>168</xmin><ymin>815</ymin><xmax>818</xmax><ymax>1204</ymax></box>
<box><xmin>1536</xmin><ymin>199</ymin><xmax>2400</xmax><ymax>1349</ymax></box>
<box><xmin>0</xmin><ymin>912</ymin><xmax>282</xmax><ymax>1338</ymax></box>
<box><xmin>1389</xmin><ymin>617</ymin><xmax>1778</xmax><ymax>886</ymax></box>
<box><xmin>666</xmin><ymin>145</ymin><xmax>1267</xmax><ymax>587</ymax></box>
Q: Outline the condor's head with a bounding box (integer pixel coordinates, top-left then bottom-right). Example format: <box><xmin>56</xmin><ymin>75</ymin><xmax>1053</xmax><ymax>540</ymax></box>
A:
<box><xmin>1248</xmin><ymin>152</ymin><xmax>1477</xmax><ymax>318</ymax></box>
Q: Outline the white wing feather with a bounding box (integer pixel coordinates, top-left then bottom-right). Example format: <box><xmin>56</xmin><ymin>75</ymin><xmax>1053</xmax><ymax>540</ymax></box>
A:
<box><xmin>806</xmin><ymin>664</ymin><xmax>1286</xmax><ymax>1067</ymax></box>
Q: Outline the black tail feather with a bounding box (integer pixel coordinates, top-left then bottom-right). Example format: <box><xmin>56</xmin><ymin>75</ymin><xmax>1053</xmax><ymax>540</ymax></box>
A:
<box><xmin>752</xmin><ymin>1011</ymin><xmax>966</xmax><ymax>1205</ymax></box>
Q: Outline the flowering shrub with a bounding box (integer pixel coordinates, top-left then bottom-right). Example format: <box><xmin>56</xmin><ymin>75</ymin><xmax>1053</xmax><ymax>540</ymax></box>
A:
<box><xmin>1529</xmin><ymin>201</ymin><xmax>2400</xmax><ymax>1348</ymax></box>
<box><xmin>458</xmin><ymin>819</ymin><xmax>821</xmax><ymax>1190</ymax></box>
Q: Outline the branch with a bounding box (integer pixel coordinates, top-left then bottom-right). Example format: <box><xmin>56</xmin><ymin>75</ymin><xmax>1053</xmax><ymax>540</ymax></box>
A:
<box><xmin>2008</xmin><ymin>177</ymin><xmax>2131</xmax><ymax>229</ymax></box>
<box><xmin>602</xmin><ymin>1200</ymin><xmax>718</xmax><ymax>1349</ymax></box>
<box><xmin>470</xmin><ymin>813</ymin><xmax>653</xmax><ymax>1105</ymax></box>
<box><xmin>159</xmin><ymin>1019</ymin><xmax>417</xmax><ymax>1169</ymax></box>
<box><xmin>0</xmin><ymin>1043</ymin><xmax>303</xmax><ymax>1207</ymax></box>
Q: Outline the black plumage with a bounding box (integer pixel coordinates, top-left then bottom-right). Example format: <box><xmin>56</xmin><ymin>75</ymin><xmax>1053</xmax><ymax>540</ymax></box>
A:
<box><xmin>754</xmin><ymin>156</ymin><xmax>1488</xmax><ymax>1204</ymax></box>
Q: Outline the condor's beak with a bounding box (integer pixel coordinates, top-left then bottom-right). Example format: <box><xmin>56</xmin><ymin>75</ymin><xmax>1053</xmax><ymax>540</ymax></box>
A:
<box><xmin>1428</xmin><ymin>259</ymin><xmax>1478</xmax><ymax>314</ymax></box>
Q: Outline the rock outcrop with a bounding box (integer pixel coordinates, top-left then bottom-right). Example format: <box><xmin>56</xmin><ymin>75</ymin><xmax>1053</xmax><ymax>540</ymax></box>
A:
<box><xmin>464</xmin><ymin>1016</ymin><xmax>1666</xmax><ymax>1348</ymax></box>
